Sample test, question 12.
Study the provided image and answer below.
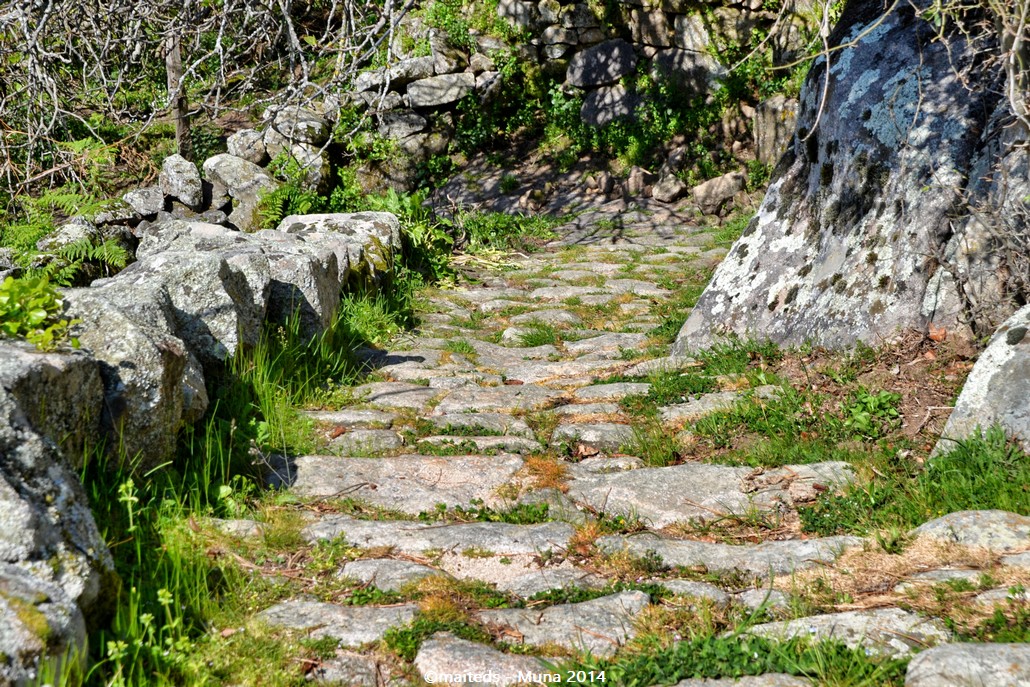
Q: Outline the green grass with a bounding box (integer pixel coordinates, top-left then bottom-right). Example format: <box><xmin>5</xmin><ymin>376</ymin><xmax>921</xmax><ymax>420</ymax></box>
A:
<box><xmin>417</xmin><ymin>501</ymin><xmax>552</xmax><ymax>525</ymax></box>
<box><xmin>801</xmin><ymin>426</ymin><xmax>1030</xmax><ymax>536</ymax></box>
<box><xmin>517</xmin><ymin>322</ymin><xmax>561</xmax><ymax>347</ymax></box>
<box><xmin>557</xmin><ymin>635</ymin><xmax>908</xmax><ymax>686</ymax></box>
<box><xmin>454</xmin><ymin>210</ymin><xmax>562</xmax><ymax>254</ymax></box>
<box><xmin>444</xmin><ymin>338</ymin><xmax>478</xmax><ymax>357</ymax></box>
<box><xmin>383</xmin><ymin>617</ymin><xmax>492</xmax><ymax>661</ymax></box>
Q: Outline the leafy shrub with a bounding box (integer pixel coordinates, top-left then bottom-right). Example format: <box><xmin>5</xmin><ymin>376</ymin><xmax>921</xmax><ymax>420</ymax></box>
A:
<box><xmin>0</xmin><ymin>276</ymin><xmax>79</xmax><ymax>350</ymax></box>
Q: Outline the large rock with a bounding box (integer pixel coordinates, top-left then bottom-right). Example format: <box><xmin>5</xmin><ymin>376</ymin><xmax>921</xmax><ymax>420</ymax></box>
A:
<box><xmin>905</xmin><ymin>643</ymin><xmax>1030</xmax><ymax>686</ymax></box>
<box><xmin>673</xmin><ymin>1</ymin><xmax>1006</xmax><ymax>353</ymax></box>
<box><xmin>653</xmin><ymin>49</ymin><xmax>726</xmax><ymax>94</ymax></box>
<box><xmin>0</xmin><ymin>342</ymin><xmax>103</xmax><ymax>461</ymax></box>
<box><xmin>202</xmin><ymin>154</ymin><xmax>279</xmax><ymax>232</ymax></box>
<box><xmin>226</xmin><ymin>128</ymin><xmax>268</xmax><ymax>166</ymax></box>
<box><xmin>754</xmin><ymin>95</ymin><xmax>799</xmax><ymax>167</ymax></box>
<box><xmin>407</xmin><ymin>73</ymin><xmax>476</xmax><ymax>108</ymax></box>
<box><xmin>353</xmin><ymin>56</ymin><xmax>435</xmax><ymax>93</ymax></box>
<box><xmin>269</xmin><ymin>105</ymin><xmax>330</xmax><ymax>146</ymax></box>
<box><xmin>100</xmin><ymin>251</ymin><xmax>263</xmax><ymax>368</ymax></box>
<box><xmin>275</xmin><ymin>211</ymin><xmax>401</xmax><ymax>286</ymax></box>
<box><xmin>0</xmin><ymin>388</ymin><xmax>117</xmax><ymax>625</ymax></box>
<box><xmin>0</xmin><ymin>563</ymin><xmax>87</xmax><ymax>686</ymax></box>
<box><xmin>567</xmin><ymin>39</ymin><xmax>638</xmax><ymax>88</ymax></box>
<box><xmin>692</xmin><ymin>171</ymin><xmax>746</xmax><ymax>216</ymax></box>
<box><xmin>63</xmin><ymin>286</ymin><xmax>193</xmax><ymax>470</ymax></box>
<box><xmin>581</xmin><ymin>85</ymin><xmax>640</xmax><ymax>127</ymax></box>
<box><xmin>137</xmin><ymin>219</ymin><xmax>339</xmax><ymax>339</ymax></box>
<box><xmin>935</xmin><ymin>304</ymin><xmax>1030</xmax><ymax>453</ymax></box>
<box><xmin>159</xmin><ymin>154</ymin><xmax>203</xmax><ymax>210</ymax></box>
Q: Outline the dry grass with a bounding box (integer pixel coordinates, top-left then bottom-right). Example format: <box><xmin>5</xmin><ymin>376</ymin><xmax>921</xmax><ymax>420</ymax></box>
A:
<box><xmin>778</xmin><ymin>536</ymin><xmax>1030</xmax><ymax>629</ymax></box>
<box><xmin>524</xmin><ymin>454</ymin><xmax>570</xmax><ymax>492</ymax></box>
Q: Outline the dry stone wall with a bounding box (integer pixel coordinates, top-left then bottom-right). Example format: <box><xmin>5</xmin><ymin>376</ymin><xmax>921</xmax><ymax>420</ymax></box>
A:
<box><xmin>1</xmin><ymin>195</ymin><xmax>400</xmax><ymax>683</ymax></box>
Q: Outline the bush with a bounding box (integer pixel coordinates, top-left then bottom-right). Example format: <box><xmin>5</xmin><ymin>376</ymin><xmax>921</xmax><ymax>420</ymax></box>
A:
<box><xmin>0</xmin><ymin>276</ymin><xmax>79</xmax><ymax>351</ymax></box>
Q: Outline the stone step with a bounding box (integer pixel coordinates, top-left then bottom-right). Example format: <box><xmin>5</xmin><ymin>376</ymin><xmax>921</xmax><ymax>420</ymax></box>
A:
<box><xmin>257</xmin><ymin>600</ymin><xmax>417</xmax><ymax>645</ymax></box>
<box><xmin>303</xmin><ymin>516</ymin><xmax>575</xmax><ymax>556</ymax></box>
<box><xmin>598</xmin><ymin>533</ymin><xmax>863</xmax><ymax>576</ymax></box>
<box><xmin>269</xmin><ymin>453</ymin><xmax>525</xmax><ymax>512</ymax></box>
<box><xmin>477</xmin><ymin>590</ymin><xmax>650</xmax><ymax>657</ymax></box>
<box><xmin>566</xmin><ymin>461</ymin><xmax>854</xmax><ymax>529</ymax></box>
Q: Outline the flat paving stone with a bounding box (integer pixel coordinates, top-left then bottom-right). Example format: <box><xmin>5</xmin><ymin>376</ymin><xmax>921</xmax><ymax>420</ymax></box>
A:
<box><xmin>605</xmin><ymin>279</ymin><xmax>672</xmax><ymax>296</ymax></box>
<box><xmin>566</xmin><ymin>463</ymin><xmax>774</xmax><ymax>528</ymax></box>
<box><xmin>973</xmin><ymin>586</ymin><xmax>1030</xmax><ymax>606</ymax></box>
<box><xmin>257</xmin><ymin>600</ymin><xmax>417</xmax><ymax>645</ymax></box>
<box><xmin>746</xmin><ymin>608</ymin><xmax>951</xmax><ymax>659</ymax></box>
<box><xmin>308</xmin><ymin>652</ymin><xmax>380</xmax><ymax>686</ymax></box>
<box><xmin>300</xmin><ymin>409</ymin><xmax>397</xmax><ymax>429</ymax></box>
<box><xmin>893</xmin><ymin>568</ymin><xmax>984</xmax><ymax>593</ymax></box>
<box><xmin>499</xmin><ymin>568</ymin><xmax>610</xmax><ymax>598</ymax></box>
<box><xmin>660</xmin><ymin>386</ymin><xmax>779</xmax><ymax>426</ymax></box>
<box><xmin>304</xmin><ymin>516</ymin><xmax>575</xmax><ymax>556</ymax></box>
<box><xmin>735</xmin><ymin>589</ymin><xmax>791</xmax><ymax>612</ymax></box>
<box><xmin>905</xmin><ymin>643</ymin><xmax>1030</xmax><ymax>687</ymax></box>
<box><xmin>478</xmin><ymin>299</ymin><xmax>526</xmax><ymax>314</ymax></box>
<box><xmin>554</xmin><ymin>402</ymin><xmax>623</xmax><ymax>418</ymax></box>
<box><xmin>911</xmin><ymin>510</ymin><xmax>1030</xmax><ymax>552</ymax></box>
<box><xmin>277</xmin><ymin>454</ymin><xmax>524</xmax><ymax>513</ymax></box>
<box><xmin>672</xmin><ymin>676</ymin><xmax>811</xmax><ymax>687</ymax></box>
<box><xmin>415</xmin><ymin>633</ymin><xmax>553</xmax><ymax>686</ymax></box>
<box><xmin>469</xmin><ymin>340</ymin><xmax>560</xmax><ymax>365</ymax></box>
<box><xmin>421</xmin><ymin>413</ymin><xmax>535</xmax><ymax>439</ymax></box>
<box><xmin>552</xmin><ymin>422</ymin><xmax>636</xmax><ymax>452</ymax></box>
<box><xmin>432</xmin><ymin>384</ymin><xmax>566</xmax><ymax>414</ymax></box>
<box><xmin>510</xmin><ymin>309</ymin><xmax>583</xmax><ymax>327</ymax></box>
<box><xmin>352</xmin><ymin>381</ymin><xmax>447</xmax><ymax>411</ymax></box>
<box><xmin>598</xmin><ymin>534</ymin><xmax>862</xmax><ymax>576</ymax></box>
<box><xmin>451</xmin><ymin>287</ymin><xmax>527</xmax><ymax>303</ymax></box>
<box><xmin>340</xmin><ymin>559</ymin><xmax>445</xmax><ymax>592</ymax></box>
<box><xmin>564</xmin><ymin>333</ymin><xmax>650</xmax><ymax>359</ymax></box>
<box><xmin>477</xmin><ymin>590</ymin><xmax>650</xmax><ymax>656</ymax></box>
<box><xmin>530</xmin><ymin>286</ymin><xmax>605</xmax><ymax>300</ymax></box>
<box><xmin>573</xmin><ymin>383</ymin><xmax>651</xmax><ymax>401</ymax></box>
<box><xmin>417</xmin><ymin>435</ymin><xmax>544</xmax><ymax>454</ymax></box>
<box><xmin>329</xmin><ymin>429</ymin><xmax>404</xmax><ymax>455</ymax></box>
<box><xmin>356</xmin><ymin>348</ymin><xmax>444</xmax><ymax>371</ymax></box>
<box><xmin>501</xmin><ymin>359</ymin><xmax>624</xmax><ymax>385</ymax></box>
<box><xmin>659</xmin><ymin>580</ymin><xmax>731</xmax><ymax>606</ymax></box>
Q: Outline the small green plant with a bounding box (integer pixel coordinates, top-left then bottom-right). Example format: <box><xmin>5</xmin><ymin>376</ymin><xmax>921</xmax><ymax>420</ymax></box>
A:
<box><xmin>517</xmin><ymin>322</ymin><xmax>560</xmax><ymax>347</ymax></box>
<box><xmin>0</xmin><ymin>276</ymin><xmax>79</xmax><ymax>351</ymax></box>
<box><xmin>499</xmin><ymin>173</ymin><xmax>519</xmax><ymax>194</ymax></box>
<box><xmin>842</xmin><ymin>389</ymin><xmax>901</xmax><ymax>438</ymax></box>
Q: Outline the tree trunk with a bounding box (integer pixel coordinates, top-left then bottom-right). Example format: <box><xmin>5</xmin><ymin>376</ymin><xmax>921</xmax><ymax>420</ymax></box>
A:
<box><xmin>165</xmin><ymin>32</ymin><xmax>194</xmax><ymax>160</ymax></box>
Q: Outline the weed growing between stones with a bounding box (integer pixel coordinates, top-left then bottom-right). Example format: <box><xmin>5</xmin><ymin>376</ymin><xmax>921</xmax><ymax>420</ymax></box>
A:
<box><xmin>557</xmin><ymin>635</ymin><xmax>908</xmax><ymax>686</ymax></box>
<box><xmin>801</xmin><ymin>426</ymin><xmax>1030</xmax><ymax>536</ymax></box>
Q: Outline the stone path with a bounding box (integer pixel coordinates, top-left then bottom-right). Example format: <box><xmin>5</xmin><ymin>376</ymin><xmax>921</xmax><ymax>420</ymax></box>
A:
<box><xmin>229</xmin><ymin>220</ymin><xmax>1029</xmax><ymax>685</ymax></box>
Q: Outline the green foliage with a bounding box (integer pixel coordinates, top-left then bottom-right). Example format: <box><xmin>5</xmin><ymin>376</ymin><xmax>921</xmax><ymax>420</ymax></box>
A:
<box><xmin>841</xmin><ymin>389</ymin><xmax>901</xmax><ymax>438</ymax></box>
<box><xmin>528</xmin><ymin>582</ymin><xmax>672</xmax><ymax>607</ymax></box>
<box><xmin>517</xmin><ymin>322</ymin><xmax>560</xmax><ymax>347</ymax></box>
<box><xmin>453</xmin><ymin>210</ymin><xmax>560</xmax><ymax>253</ymax></box>
<box><xmin>0</xmin><ymin>276</ymin><xmax>79</xmax><ymax>351</ymax></box>
<box><xmin>383</xmin><ymin>618</ymin><xmax>491</xmax><ymax>661</ymax></box>
<box><xmin>418</xmin><ymin>501</ymin><xmax>551</xmax><ymax>525</ymax></box>
<box><xmin>39</xmin><ymin>238</ymin><xmax>131</xmax><ymax>287</ymax></box>
<box><xmin>558</xmin><ymin>635</ymin><xmax>907</xmax><ymax>686</ymax></box>
<box><xmin>802</xmin><ymin>426</ymin><xmax>1030</xmax><ymax>536</ymax></box>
